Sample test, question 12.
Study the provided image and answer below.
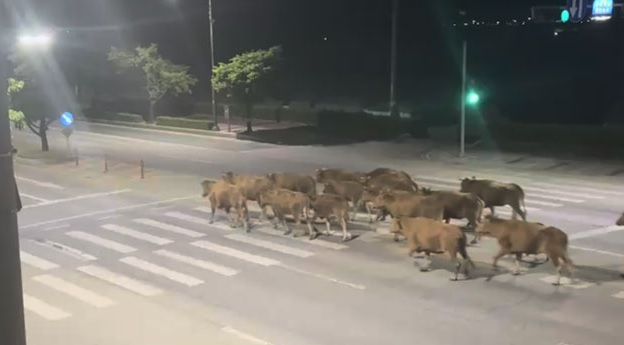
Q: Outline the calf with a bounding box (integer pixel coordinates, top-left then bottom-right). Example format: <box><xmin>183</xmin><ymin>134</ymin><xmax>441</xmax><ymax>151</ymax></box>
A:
<box><xmin>392</xmin><ymin>217</ymin><xmax>475</xmax><ymax>281</ymax></box>
<box><xmin>201</xmin><ymin>179</ymin><xmax>250</xmax><ymax>232</ymax></box>
<box><xmin>222</xmin><ymin>171</ymin><xmax>274</xmax><ymax>221</ymax></box>
<box><xmin>267</xmin><ymin>172</ymin><xmax>317</xmax><ymax>199</ymax></box>
<box><xmin>308</xmin><ymin>193</ymin><xmax>352</xmax><ymax>241</ymax></box>
<box><xmin>322</xmin><ymin>179</ymin><xmax>365</xmax><ymax>221</ymax></box>
<box><xmin>460</xmin><ymin>177</ymin><xmax>527</xmax><ymax>220</ymax></box>
<box><xmin>315</xmin><ymin>168</ymin><xmax>364</xmax><ymax>183</ymax></box>
<box><xmin>258</xmin><ymin>187</ymin><xmax>314</xmax><ymax>237</ymax></box>
<box><xmin>476</xmin><ymin>217</ymin><xmax>574</xmax><ymax>285</ymax></box>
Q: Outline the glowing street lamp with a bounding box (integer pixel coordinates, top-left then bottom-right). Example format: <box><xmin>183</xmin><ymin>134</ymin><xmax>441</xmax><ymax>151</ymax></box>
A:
<box><xmin>17</xmin><ymin>31</ymin><xmax>54</xmax><ymax>49</ymax></box>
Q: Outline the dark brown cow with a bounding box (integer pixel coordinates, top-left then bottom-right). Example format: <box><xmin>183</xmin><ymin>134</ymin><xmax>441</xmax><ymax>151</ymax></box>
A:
<box><xmin>392</xmin><ymin>217</ymin><xmax>475</xmax><ymax>281</ymax></box>
<box><xmin>201</xmin><ymin>179</ymin><xmax>250</xmax><ymax>232</ymax></box>
<box><xmin>363</xmin><ymin>170</ymin><xmax>419</xmax><ymax>192</ymax></box>
<box><xmin>258</xmin><ymin>187</ymin><xmax>314</xmax><ymax>237</ymax></box>
<box><xmin>476</xmin><ymin>217</ymin><xmax>574</xmax><ymax>285</ymax></box>
<box><xmin>314</xmin><ymin>168</ymin><xmax>364</xmax><ymax>183</ymax></box>
<box><xmin>267</xmin><ymin>172</ymin><xmax>317</xmax><ymax>199</ymax></box>
<box><xmin>460</xmin><ymin>177</ymin><xmax>527</xmax><ymax>220</ymax></box>
<box><xmin>616</xmin><ymin>212</ymin><xmax>624</xmax><ymax>226</ymax></box>
<box><xmin>322</xmin><ymin>180</ymin><xmax>366</xmax><ymax>221</ymax></box>
<box><xmin>308</xmin><ymin>193</ymin><xmax>352</xmax><ymax>241</ymax></box>
<box><xmin>222</xmin><ymin>172</ymin><xmax>274</xmax><ymax>220</ymax></box>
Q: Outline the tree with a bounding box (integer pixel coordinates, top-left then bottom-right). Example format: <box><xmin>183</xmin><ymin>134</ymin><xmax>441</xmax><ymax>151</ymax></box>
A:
<box><xmin>7</xmin><ymin>78</ymin><xmax>25</xmax><ymax>129</ymax></box>
<box><xmin>108</xmin><ymin>44</ymin><xmax>197</xmax><ymax>123</ymax></box>
<box><xmin>212</xmin><ymin>46</ymin><xmax>282</xmax><ymax>133</ymax></box>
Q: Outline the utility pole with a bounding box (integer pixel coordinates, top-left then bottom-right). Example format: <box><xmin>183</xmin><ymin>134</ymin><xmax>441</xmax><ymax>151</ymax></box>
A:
<box><xmin>0</xmin><ymin>9</ymin><xmax>28</xmax><ymax>344</ymax></box>
<box><xmin>459</xmin><ymin>40</ymin><xmax>467</xmax><ymax>157</ymax></box>
<box><xmin>208</xmin><ymin>0</ymin><xmax>219</xmax><ymax>130</ymax></box>
<box><xmin>389</xmin><ymin>0</ymin><xmax>399</xmax><ymax>118</ymax></box>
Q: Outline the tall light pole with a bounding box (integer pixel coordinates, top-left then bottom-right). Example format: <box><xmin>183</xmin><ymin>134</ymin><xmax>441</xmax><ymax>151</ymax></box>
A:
<box><xmin>459</xmin><ymin>39</ymin><xmax>467</xmax><ymax>157</ymax></box>
<box><xmin>208</xmin><ymin>0</ymin><xmax>219</xmax><ymax>130</ymax></box>
<box><xmin>389</xmin><ymin>0</ymin><xmax>399</xmax><ymax>118</ymax></box>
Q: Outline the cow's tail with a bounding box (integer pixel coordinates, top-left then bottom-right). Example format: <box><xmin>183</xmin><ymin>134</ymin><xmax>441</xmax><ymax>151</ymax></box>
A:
<box><xmin>512</xmin><ymin>183</ymin><xmax>527</xmax><ymax>218</ymax></box>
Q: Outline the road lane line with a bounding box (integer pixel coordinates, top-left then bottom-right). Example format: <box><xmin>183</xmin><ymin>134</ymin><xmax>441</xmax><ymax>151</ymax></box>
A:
<box><xmin>31</xmin><ymin>239</ymin><xmax>98</xmax><ymax>261</ymax></box>
<box><xmin>532</xmin><ymin>182</ymin><xmax>624</xmax><ymax>197</ymax></box>
<box><xmin>21</xmin><ymin>195</ymin><xmax>198</xmax><ymax>230</ymax></box>
<box><xmin>165</xmin><ymin>211</ymin><xmax>212</xmax><ymax>226</ymax></box>
<box><xmin>101</xmin><ymin>224</ymin><xmax>173</xmax><ymax>245</ymax></box>
<box><xmin>133</xmin><ymin>218</ymin><xmax>206</xmax><ymax>238</ymax></box>
<box><xmin>569</xmin><ymin>245</ymin><xmax>624</xmax><ymax>258</ymax></box>
<box><xmin>97</xmin><ymin>215</ymin><xmax>121</xmax><ymax>221</ymax></box>
<box><xmin>569</xmin><ymin>225</ymin><xmax>624</xmax><ymax>241</ymax></box>
<box><xmin>522</xmin><ymin>186</ymin><xmax>603</xmax><ymax>200</ymax></box>
<box><xmin>66</xmin><ymin>231</ymin><xmax>137</xmax><ymax>253</ymax></box>
<box><xmin>225</xmin><ymin>234</ymin><xmax>315</xmax><ymax>258</ymax></box>
<box><xmin>20</xmin><ymin>193</ymin><xmax>50</xmax><ymax>202</ymax></box>
<box><xmin>20</xmin><ymin>252</ymin><xmax>59</xmax><ymax>270</ymax></box>
<box><xmin>77</xmin><ymin>265</ymin><xmax>163</xmax><ymax>296</ymax></box>
<box><xmin>16</xmin><ymin>176</ymin><xmax>64</xmax><ymax>190</ymax></box>
<box><xmin>222</xmin><ymin>327</ymin><xmax>273</xmax><ymax>345</ymax></box>
<box><xmin>524</xmin><ymin>194</ymin><xmax>582</xmax><ymax>204</ymax></box>
<box><xmin>24</xmin><ymin>189</ymin><xmax>133</xmax><ymax>209</ymax></box>
<box><xmin>279</xmin><ymin>264</ymin><xmax>366</xmax><ymax>290</ymax></box>
<box><xmin>23</xmin><ymin>294</ymin><xmax>71</xmax><ymax>320</ymax></box>
<box><xmin>32</xmin><ymin>274</ymin><xmax>116</xmax><ymax>308</ymax></box>
<box><xmin>252</xmin><ymin>227</ymin><xmax>349</xmax><ymax>250</ymax></box>
<box><xmin>612</xmin><ymin>291</ymin><xmax>624</xmax><ymax>299</ymax></box>
<box><xmin>43</xmin><ymin>224</ymin><xmax>70</xmax><ymax>231</ymax></box>
<box><xmin>120</xmin><ymin>256</ymin><xmax>204</xmax><ymax>287</ymax></box>
<box><xmin>153</xmin><ymin>249</ymin><xmax>238</xmax><ymax>276</ymax></box>
<box><xmin>191</xmin><ymin>241</ymin><xmax>280</xmax><ymax>266</ymax></box>
<box><xmin>539</xmin><ymin>276</ymin><xmax>594</xmax><ymax>289</ymax></box>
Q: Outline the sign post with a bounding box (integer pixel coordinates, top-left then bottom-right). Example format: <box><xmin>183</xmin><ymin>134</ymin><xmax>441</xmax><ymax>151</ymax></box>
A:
<box><xmin>60</xmin><ymin>112</ymin><xmax>74</xmax><ymax>155</ymax></box>
<box><xmin>567</xmin><ymin>0</ymin><xmax>588</xmax><ymax>23</ymax></box>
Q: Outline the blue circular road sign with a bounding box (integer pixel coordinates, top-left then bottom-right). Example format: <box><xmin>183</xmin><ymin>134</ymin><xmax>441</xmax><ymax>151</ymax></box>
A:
<box><xmin>60</xmin><ymin>112</ymin><xmax>74</xmax><ymax>127</ymax></box>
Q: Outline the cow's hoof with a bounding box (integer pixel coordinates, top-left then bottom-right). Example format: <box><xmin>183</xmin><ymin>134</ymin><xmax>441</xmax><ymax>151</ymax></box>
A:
<box><xmin>283</xmin><ymin>230</ymin><xmax>292</xmax><ymax>236</ymax></box>
<box><xmin>492</xmin><ymin>267</ymin><xmax>500</xmax><ymax>272</ymax></box>
<box><xmin>342</xmin><ymin>234</ymin><xmax>353</xmax><ymax>242</ymax></box>
<box><xmin>449</xmin><ymin>276</ymin><xmax>459</xmax><ymax>282</ymax></box>
<box><xmin>209</xmin><ymin>220</ymin><xmax>215</xmax><ymax>224</ymax></box>
<box><xmin>309</xmin><ymin>233</ymin><xmax>320</xmax><ymax>241</ymax></box>
<box><xmin>551</xmin><ymin>282</ymin><xmax>561</xmax><ymax>286</ymax></box>
<box><xmin>419</xmin><ymin>267</ymin><xmax>430</xmax><ymax>272</ymax></box>
<box><xmin>511</xmin><ymin>271</ymin><xmax>521</xmax><ymax>276</ymax></box>
<box><xmin>470</xmin><ymin>239</ymin><xmax>478</xmax><ymax>245</ymax></box>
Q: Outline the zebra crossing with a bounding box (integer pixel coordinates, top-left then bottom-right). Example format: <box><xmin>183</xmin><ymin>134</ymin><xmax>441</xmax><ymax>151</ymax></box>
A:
<box><xmin>19</xmin><ymin>207</ymin><xmax>350</xmax><ymax>322</ymax></box>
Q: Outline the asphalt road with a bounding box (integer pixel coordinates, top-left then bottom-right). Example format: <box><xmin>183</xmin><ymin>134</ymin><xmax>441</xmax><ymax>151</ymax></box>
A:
<box><xmin>11</xmin><ymin>123</ymin><xmax>624</xmax><ymax>345</ymax></box>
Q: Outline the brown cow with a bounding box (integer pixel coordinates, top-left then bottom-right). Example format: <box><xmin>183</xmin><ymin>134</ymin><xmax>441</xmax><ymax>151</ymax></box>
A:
<box><xmin>460</xmin><ymin>177</ymin><xmax>527</xmax><ymax>220</ymax></box>
<box><xmin>420</xmin><ymin>188</ymin><xmax>485</xmax><ymax>244</ymax></box>
<box><xmin>267</xmin><ymin>172</ymin><xmax>317</xmax><ymax>199</ymax></box>
<box><xmin>360</xmin><ymin>187</ymin><xmax>384</xmax><ymax>223</ymax></box>
<box><xmin>476</xmin><ymin>217</ymin><xmax>574</xmax><ymax>285</ymax></box>
<box><xmin>308</xmin><ymin>193</ymin><xmax>352</xmax><ymax>241</ymax></box>
<box><xmin>392</xmin><ymin>217</ymin><xmax>475</xmax><ymax>281</ymax></box>
<box><xmin>201</xmin><ymin>179</ymin><xmax>250</xmax><ymax>232</ymax></box>
<box><xmin>314</xmin><ymin>168</ymin><xmax>364</xmax><ymax>183</ymax></box>
<box><xmin>363</xmin><ymin>170</ymin><xmax>419</xmax><ymax>192</ymax></box>
<box><xmin>322</xmin><ymin>180</ymin><xmax>366</xmax><ymax>221</ymax></box>
<box><xmin>222</xmin><ymin>172</ymin><xmax>274</xmax><ymax>221</ymax></box>
<box><xmin>258</xmin><ymin>187</ymin><xmax>314</xmax><ymax>237</ymax></box>
<box><xmin>616</xmin><ymin>212</ymin><xmax>624</xmax><ymax>226</ymax></box>
<box><xmin>366</xmin><ymin>167</ymin><xmax>402</xmax><ymax>179</ymax></box>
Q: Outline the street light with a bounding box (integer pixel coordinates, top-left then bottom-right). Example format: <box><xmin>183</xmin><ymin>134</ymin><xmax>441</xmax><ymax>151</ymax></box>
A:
<box><xmin>17</xmin><ymin>31</ymin><xmax>54</xmax><ymax>49</ymax></box>
<box><xmin>208</xmin><ymin>0</ymin><xmax>219</xmax><ymax>130</ymax></box>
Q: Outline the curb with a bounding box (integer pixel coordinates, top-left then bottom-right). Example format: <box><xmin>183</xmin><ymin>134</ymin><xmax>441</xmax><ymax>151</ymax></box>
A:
<box><xmin>76</xmin><ymin>119</ymin><xmax>238</xmax><ymax>139</ymax></box>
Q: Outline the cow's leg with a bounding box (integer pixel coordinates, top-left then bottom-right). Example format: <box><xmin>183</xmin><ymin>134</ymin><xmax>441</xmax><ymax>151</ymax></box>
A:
<box><xmin>366</xmin><ymin>203</ymin><xmax>375</xmax><ymax>223</ymax></box>
<box><xmin>305</xmin><ymin>217</ymin><xmax>320</xmax><ymax>240</ymax></box>
<box><xmin>449</xmin><ymin>251</ymin><xmax>461</xmax><ymax>281</ymax></box>
<box><xmin>510</xmin><ymin>201</ymin><xmax>526</xmax><ymax>221</ymax></box>
<box><xmin>492</xmin><ymin>248</ymin><xmax>508</xmax><ymax>271</ymax></box>
<box><xmin>282</xmin><ymin>218</ymin><xmax>292</xmax><ymax>236</ymax></box>
<box><xmin>351</xmin><ymin>200</ymin><xmax>359</xmax><ymax>221</ymax></box>
<box><xmin>420</xmin><ymin>252</ymin><xmax>432</xmax><ymax>272</ymax></box>
<box><xmin>210</xmin><ymin>205</ymin><xmax>216</xmax><ymax>224</ymax></box>
<box><xmin>444</xmin><ymin>217</ymin><xmax>451</xmax><ymax>224</ymax></box>
<box><xmin>489</xmin><ymin>206</ymin><xmax>496</xmax><ymax>218</ymax></box>
<box><xmin>324</xmin><ymin>219</ymin><xmax>334</xmax><ymax>236</ymax></box>
<box><xmin>551</xmin><ymin>255</ymin><xmax>562</xmax><ymax>286</ymax></box>
<box><xmin>272</xmin><ymin>210</ymin><xmax>281</xmax><ymax>229</ymax></box>
<box><xmin>340</xmin><ymin>216</ymin><xmax>352</xmax><ymax>242</ymax></box>
<box><xmin>468</xmin><ymin>217</ymin><xmax>480</xmax><ymax>244</ymax></box>
<box><xmin>512</xmin><ymin>253</ymin><xmax>523</xmax><ymax>275</ymax></box>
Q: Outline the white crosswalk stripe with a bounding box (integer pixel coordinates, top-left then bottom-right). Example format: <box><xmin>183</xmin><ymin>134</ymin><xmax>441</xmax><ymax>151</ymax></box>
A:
<box><xmin>20</xmin><ymin>251</ymin><xmax>59</xmax><ymax>270</ymax></box>
<box><xmin>67</xmin><ymin>231</ymin><xmax>137</xmax><ymax>253</ymax></box>
<box><xmin>225</xmin><ymin>233</ymin><xmax>315</xmax><ymax>258</ymax></box>
<box><xmin>612</xmin><ymin>291</ymin><xmax>624</xmax><ymax>299</ymax></box>
<box><xmin>568</xmin><ymin>225</ymin><xmax>624</xmax><ymax>241</ymax></box>
<box><xmin>252</xmin><ymin>227</ymin><xmax>349</xmax><ymax>250</ymax></box>
<box><xmin>101</xmin><ymin>224</ymin><xmax>173</xmax><ymax>245</ymax></box>
<box><xmin>165</xmin><ymin>211</ymin><xmax>212</xmax><ymax>226</ymax></box>
<box><xmin>532</xmin><ymin>181</ymin><xmax>624</xmax><ymax>197</ymax></box>
<box><xmin>32</xmin><ymin>274</ymin><xmax>116</xmax><ymax>308</ymax></box>
<box><xmin>23</xmin><ymin>294</ymin><xmax>71</xmax><ymax>320</ymax></box>
<box><xmin>77</xmin><ymin>265</ymin><xmax>163</xmax><ymax>296</ymax></box>
<box><xmin>192</xmin><ymin>241</ymin><xmax>280</xmax><ymax>266</ymax></box>
<box><xmin>120</xmin><ymin>256</ymin><xmax>204</xmax><ymax>287</ymax></box>
<box><xmin>132</xmin><ymin>218</ymin><xmax>205</xmax><ymax>238</ymax></box>
<box><xmin>153</xmin><ymin>249</ymin><xmax>239</xmax><ymax>276</ymax></box>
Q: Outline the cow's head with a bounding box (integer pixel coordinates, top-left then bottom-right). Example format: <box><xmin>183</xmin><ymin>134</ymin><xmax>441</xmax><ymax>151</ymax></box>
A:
<box><xmin>201</xmin><ymin>179</ymin><xmax>217</xmax><ymax>197</ymax></box>
<box><xmin>222</xmin><ymin>171</ymin><xmax>235</xmax><ymax>183</ymax></box>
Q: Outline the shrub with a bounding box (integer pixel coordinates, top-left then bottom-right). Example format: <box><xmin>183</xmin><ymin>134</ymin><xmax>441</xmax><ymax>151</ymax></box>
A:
<box><xmin>316</xmin><ymin>110</ymin><xmax>426</xmax><ymax>141</ymax></box>
<box><xmin>156</xmin><ymin>116</ymin><xmax>215</xmax><ymax>130</ymax></box>
<box><xmin>83</xmin><ymin>109</ymin><xmax>144</xmax><ymax>123</ymax></box>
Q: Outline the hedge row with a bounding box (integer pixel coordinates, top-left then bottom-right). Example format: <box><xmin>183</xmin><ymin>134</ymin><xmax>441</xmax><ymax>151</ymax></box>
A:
<box><xmin>316</xmin><ymin>110</ymin><xmax>427</xmax><ymax>141</ymax></box>
<box><xmin>155</xmin><ymin>116</ymin><xmax>215</xmax><ymax>130</ymax></box>
<box><xmin>84</xmin><ymin>110</ymin><xmax>145</xmax><ymax>123</ymax></box>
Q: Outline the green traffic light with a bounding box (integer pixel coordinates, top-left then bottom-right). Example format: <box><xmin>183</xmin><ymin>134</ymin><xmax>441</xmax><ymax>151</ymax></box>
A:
<box><xmin>561</xmin><ymin>9</ymin><xmax>570</xmax><ymax>23</ymax></box>
<box><xmin>466</xmin><ymin>90</ymin><xmax>480</xmax><ymax>105</ymax></box>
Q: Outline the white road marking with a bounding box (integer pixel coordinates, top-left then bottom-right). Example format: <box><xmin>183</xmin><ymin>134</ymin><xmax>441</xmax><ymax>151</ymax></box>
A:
<box><xmin>32</xmin><ymin>239</ymin><xmax>98</xmax><ymax>261</ymax></box>
<box><xmin>16</xmin><ymin>176</ymin><xmax>64</xmax><ymax>190</ymax></box>
<box><xmin>222</xmin><ymin>327</ymin><xmax>273</xmax><ymax>345</ymax></box>
<box><xmin>20</xmin><ymin>252</ymin><xmax>59</xmax><ymax>270</ymax></box>
<box><xmin>153</xmin><ymin>249</ymin><xmax>239</xmax><ymax>276</ymax></box>
<box><xmin>522</xmin><ymin>186</ymin><xmax>601</xmax><ymax>200</ymax></box>
<box><xmin>520</xmin><ymin>199</ymin><xmax>563</xmax><ymax>207</ymax></box>
<box><xmin>225</xmin><ymin>234</ymin><xmax>315</xmax><ymax>258</ymax></box>
<box><xmin>21</xmin><ymin>195</ymin><xmax>197</xmax><ymax>230</ymax></box>
<box><xmin>24</xmin><ymin>189</ymin><xmax>133</xmax><ymax>209</ymax></box>
<box><xmin>493</xmin><ymin>206</ymin><xmax>541</xmax><ymax>216</ymax></box>
<box><xmin>532</xmin><ymin>181</ymin><xmax>624</xmax><ymax>197</ymax></box>
<box><xmin>165</xmin><ymin>211</ymin><xmax>212</xmax><ymax>226</ymax></box>
<box><xmin>20</xmin><ymin>193</ymin><xmax>50</xmax><ymax>202</ymax></box>
<box><xmin>279</xmin><ymin>264</ymin><xmax>366</xmax><ymax>290</ymax></box>
<box><xmin>569</xmin><ymin>225</ymin><xmax>624</xmax><ymax>241</ymax></box>
<box><xmin>569</xmin><ymin>245</ymin><xmax>624</xmax><ymax>258</ymax></box>
<box><xmin>43</xmin><ymin>224</ymin><xmax>70</xmax><ymax>231</ymax></box>
<box><xmin>133</xmin><ymin>218</ymin><xmax>206</xmax><ymax>238</ymax></box>
<box><xmin>23</xmin><ymin>294</ymin><xmax>71</xmax><ymax>320</ymax></box>
<box><xmin>612</xmin><ymin>291</ymin><xmax>624</xmax><ymax>299</ymax></box>
<box><xmin>66</xmin><ymin>231</ymin><xmax>137</xmax><ymax>253</ymax></box>
<box><xmin>101</xmin><ymin>224</ymin><xmax>173</xmax><ymax>245</ymax></box>
<box><xmin>77</xmin><ymin>265</ymin><xmax>163</xmax><ymax>296</ymax></box>
<box><xmin>191</xmin><ymin>241</ymin><xmax>280</xmax><ymax>266</ymax></box>
<box><xmin>97</xmin><ymin>215</ymin><xmax>121</xmax><ymax>221</ymax></box>
<box><xmin>120</xmin><ymin>256</ymin><xmax>204</xmax><ymax>287</ymax></box>
<box><xmin>539</xmin><ymin>276</ymin><xmax>594</xmax><ymax>289</ymax></box>
<box><xmin>32</xmin><ymin>274</ymin><xmax>116</xmax><ymax>308</ymax></box>
<box><xmin>252</xmin><ymin>227</ymin><xmax>349</xmax><ymax>250</ymax></box>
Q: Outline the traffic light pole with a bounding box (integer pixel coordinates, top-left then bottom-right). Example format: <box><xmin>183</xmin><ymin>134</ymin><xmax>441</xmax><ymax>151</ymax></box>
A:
<box><xmin>459</xmin><ymin>39</ymin><xmax>467</xmax><ymax>157</ymax></box>
<box><xmin>208</xmin><ymin>0</ymin><xmax>219</xmax><ymax>131</ymax></box>
<box><xmin>0</xmin><ymin>41</ymin><xmax>28</xmax><ymax>345</ymax></box>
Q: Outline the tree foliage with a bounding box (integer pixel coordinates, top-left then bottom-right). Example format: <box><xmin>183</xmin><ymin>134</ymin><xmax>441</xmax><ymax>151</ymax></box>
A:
<box><xmin>212</xmin><ymin>46</ymin><xmax>282</xmax><ymax>132</ymax></box>
<box><xmin>108</xmin><ymin>43</ymin><xmax>197</xmax><ymax>122</ymax></box>
<box><xmin>7</xmin><ymin>78</ymin><xmax>26</xmax><ymax>127</ymax></box>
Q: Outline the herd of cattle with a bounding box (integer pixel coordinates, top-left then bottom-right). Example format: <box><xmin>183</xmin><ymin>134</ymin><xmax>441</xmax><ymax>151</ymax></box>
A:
<box><xmin>200</xmin><ymin>167</ymin><xmax>577</xmax><ymax>285</ymax></box>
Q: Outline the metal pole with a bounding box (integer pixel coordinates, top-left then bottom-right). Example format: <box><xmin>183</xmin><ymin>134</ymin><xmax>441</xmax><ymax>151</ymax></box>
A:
<box><xmin>460</xmin><ymin>40</ymin><xmax>467</xmax><ymax>157</ymax></box>
<box><xmin>389</xmin><ymin>0</ymin><xmax>399</xmax><ymax>118</ymax></box>
<box><xmin>0</xmin><ymin>37</ymin><xmax>28</xmax><ymax>345</ymax></box>
<box><xmin>208</xmin><ymin>0</ymin><xmax>220</xmax><ymax>130</ymax></box>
